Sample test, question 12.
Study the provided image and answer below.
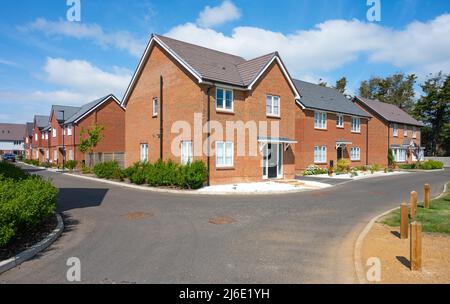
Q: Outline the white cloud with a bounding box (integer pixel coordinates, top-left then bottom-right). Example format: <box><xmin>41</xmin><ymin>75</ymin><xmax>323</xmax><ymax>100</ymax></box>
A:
<box><xmin>196</xmin><ymin>0</ymin><xmax>241</xmax><ymax>28</ymax></box>
<box><xmin>19</xmin><ymin>18</ymin><xmax>146</xmax><ymax>57</ymax></box>
<box><xmin>167</xmin><ymin>14</ymin><xmax>450</xmax><ymax>79</ymax></box>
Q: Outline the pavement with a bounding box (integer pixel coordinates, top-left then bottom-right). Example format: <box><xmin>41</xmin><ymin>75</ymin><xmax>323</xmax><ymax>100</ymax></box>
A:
<box><xmin>1</xmin><ymin>164</ymin><xmax>448</xmax><ymax>284</ymax></box>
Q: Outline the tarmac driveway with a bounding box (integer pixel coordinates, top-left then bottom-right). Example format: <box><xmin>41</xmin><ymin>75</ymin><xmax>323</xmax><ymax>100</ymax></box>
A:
<box><xmin>1</xmin><ymin>165</ymin><xmax>449</xmax><ymax>283</ymax></box>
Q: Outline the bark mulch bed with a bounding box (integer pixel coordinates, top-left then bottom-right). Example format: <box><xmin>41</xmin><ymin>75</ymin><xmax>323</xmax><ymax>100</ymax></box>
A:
<box><xmin>0</xmin><ymin>215</ymin><xmax>58</xmax><ymax>261</ymax></box>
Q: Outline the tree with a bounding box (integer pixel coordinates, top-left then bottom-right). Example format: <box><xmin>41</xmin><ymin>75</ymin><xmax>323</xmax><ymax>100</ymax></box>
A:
<box><xmin>79</xmin><ymin>125</ymin><xmax>105</xmax><ymax>166</ymax></box>
<box><xmin>358</xmin><ymin>73</ymin><xmax>417</xmax><ymax>112</ymax></box>
<box><xmin>318</xmin><ymin>78</ymin><xmax>328</xmax><ymax>87</ymax></box>
<box><xmin>413</xmin><ymin>72</ymin><xmax>450</xmax><ymax>156</ymax></box>
<box><xmin>335</xmin><ymin>77</ymin><xmax>347</xmax><ymax>94</ymax></box>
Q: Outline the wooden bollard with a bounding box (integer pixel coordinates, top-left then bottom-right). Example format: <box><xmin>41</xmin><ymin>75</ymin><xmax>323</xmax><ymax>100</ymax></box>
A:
<box><xmin>424</xmin><ymin>184</ymin><xmax>430</xmax><ymax>209</ymax></box>
<box><xmin>400</xmin><ymin>202</ymin><xmax>409</xmax><ymax>239</ymax></box>
<box><xmin>410</xmin><ymin>222</ymin><xmax>422</xmax><ymax>271</ymax></box>
<box><xmin>410</xmin><ymin>191</ymin><xmax>418</xmax><ymax>218</ymax></box>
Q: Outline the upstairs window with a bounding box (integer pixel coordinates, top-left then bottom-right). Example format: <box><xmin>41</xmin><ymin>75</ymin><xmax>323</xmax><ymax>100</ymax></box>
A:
<box><xmin>52</xmin><ymin>128</ymin><xmax>56</xmax><ymax>138</ymax></box>
<box><xmin>351</xmin><ymin>117</ymin><xmax>361</xmax><ymax>133</ymax></box>
<box><xmin>35</xmin><ymin>133</ymin><xmax>38</xmax><ymax>141</ymax></box>
<box><xmin>413</xmin><ymin>126</ymin><xmax>417</xmax><ymax>138</ymax></box>
<box><xmin>266</xmin><ymin>95</ymin><xmax>280</xmax><ymax>117</ymax></box>
<box><xmin>67</xmin><ymin>126</ymin><xmax>73</xmax><ymax>136</ymax></box>
<box><xmin>404</xmin><ymin>125</ymin><xmax>408</xmax><ymax>137</ymax></box>
<box><xmin>314</xmin><ymin>112</ymin><xmax>327</xmax><ymax>130</ymax></box>
<box><xmin>216</xmin><ymin>88</ymin><xmax>233</xmax><ymax>111</ymax></box>
<box><xmin>152</xmin><ymin>97</ymin><xmax>158</xmax><ymax>117</ymax></box>
<box><xmin>41</xmin><ymin>134</ymin><xmax>44</xmax><ymax>140</ymax></box>
<box><xmin>45</xmin><ymin>133</ymin><xmax>48</xmax><ymax>140</ymax></box>
<box><xmin>336</xmin><ymin>114</ymin><xmax>344</xmax><ymax>128</ymax></box>
<box><xmin>393</xmin><ymin>124</ymin><xmax>398</xmax><ymax>137</ymax></box>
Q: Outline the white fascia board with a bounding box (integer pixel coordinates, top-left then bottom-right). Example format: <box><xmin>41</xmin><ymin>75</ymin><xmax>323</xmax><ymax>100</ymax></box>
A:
<box><xmin>72</xmin><ymin>95</ymin><xmax>121</xmax><ymax>124</ymax></box>
<box><xmin>247</xmin><ymin>56</ymin><xmax>301</xmax><ymax>100</ymax></box>
<box><xmin>121</xmin><ymin>36</ymin><xmax>203</xmax><ymax>108</ymax></box>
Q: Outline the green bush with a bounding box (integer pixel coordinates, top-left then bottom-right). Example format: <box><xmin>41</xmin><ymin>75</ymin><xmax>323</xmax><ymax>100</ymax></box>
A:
<box><xmin>0</xmin><ymin>173</ymin><xmax>57</xmax><ymax>247</ymax></box>
<box><xmin>0</xmin><ymin>161</ymin><xmax>30</xmax><ymax>180</ymax></box>
<box><xmin>123</xmin><ymin>160</ymin><xmax>208</xmax><ymax>189</ymax></box>
<box><xmin>388</xmin><ymin>149</ymin><xmax>395</xmax><ymax>168</ymax></box>
<box><xmin>336</xmin><ymin>159</ymin><xmax>350</xmax><ymax>173</ymax></box>
<box><xmin>65</xmin><ymin>160</ymin><xmax>78</xmax><ymax>170</ymax></box>
<box><xmin>303</xmin><ymin>166</ymin><xmax>328</xmax><ymax>176</ymax></box>
<box><xmin>398</xmin><ymin>163</ymin><xmax>416</xmax><ymax>169</ymax></box>
<box><xmin>417</xmin><ymin>160</ymin><xmax>444</xmax><ymax>170</ymax></box>
<box><xmin>93</xmin><ymin>161</ymin><xmax>123</xmax><ymax>180</ymax></box>
<box><xmin>24</xmin><ymin>159</ymin><xmax>40</xmax><ymax>166</ymax></box>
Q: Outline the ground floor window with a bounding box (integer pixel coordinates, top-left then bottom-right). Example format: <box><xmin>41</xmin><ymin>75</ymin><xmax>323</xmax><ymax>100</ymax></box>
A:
<box><xmin>314</xmin><ymin>146</ymin><xmax>327</xmax><ymax>164</ymax></box>
<box><xmin>140</xmin><ymin>144</ymin><xmax>148</xmax><ymax>162</ymax></box>
<box><xmin>68</xmin><ymin>149</ymin><xmax>74</xmax><ymax>161</ymax></box>
<box><xmin>53</xmin><ymin>150</ymin><xmax>58</xmax><ymax>161</ymax></box>
<box><xmin>45</xmin><ymin>150</ymin><xmax>49</xmax><ymax>159</ymax></box>
<box><xmin>35</xmin><ymin>150</ymin><xmax>39</xmax><ymax>159</ymax></box>
<box><xmin>350</xmin><ymin>147</ymin><xmax>361</xmax><ymax>161</ymax></box>
<box><xmin>216</xmin><ymin>141</ymin><xmax>233</xmax><ymax>167</ymax></box>
<box><xmin>181</xmin><ymin>141</ymin><xmax>193</xmax><ymax>165</ymax></box>
<box><xmin>392</xmin><ymin>148</ymin><xmax>407</xmax><ymax>162</ymax></box>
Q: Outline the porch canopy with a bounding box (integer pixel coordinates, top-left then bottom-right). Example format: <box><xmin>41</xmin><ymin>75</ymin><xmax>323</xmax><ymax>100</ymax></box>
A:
<box><xmin>257</xmin><ymin>136</ymin><xmax>297</xmax><ymax>151</ymax></box>
<box><xmin>336</xmin><ymin>140</ymin><xmax>352</xmax><ymax>149</ymax></box>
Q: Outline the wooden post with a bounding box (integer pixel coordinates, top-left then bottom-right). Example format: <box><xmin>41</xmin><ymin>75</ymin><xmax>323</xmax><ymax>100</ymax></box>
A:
<box><xmin>400</xmin><ymin>202</ymin><xmax>409</xmax><ymax>239</ymax></box>
<box><xmin>424</xmin><ymin>184</ymin><xmax>430</xmax><ymax>209</ymax></box>
<box><xmin>410</xmin><ymin>191</ymin><xmax>418</xmax><ymax>218</ymax></box>
<box><xmin>410</xmin><ymin>221</ymin><xmax>422</xmax><ymax>271</ymax></box>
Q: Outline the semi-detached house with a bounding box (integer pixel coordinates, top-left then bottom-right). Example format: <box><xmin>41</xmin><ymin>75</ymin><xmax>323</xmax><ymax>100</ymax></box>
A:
<box><xmin>121</xmin><ymin>34</ymin><xmax>371</xmax><ymax>185</ymax></box>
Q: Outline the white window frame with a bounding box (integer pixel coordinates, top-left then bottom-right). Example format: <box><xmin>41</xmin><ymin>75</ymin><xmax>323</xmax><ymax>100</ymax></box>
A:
<box><xmin>403</xmin><ymin>125</ymin><xmax>408</xmax><ymax>137</ymax></box>
<box><xmin>67</xmin><ymin>125</ymin><xmax>73</xmax><ymax>136</ymax></box>
<box><xmin>216</xmin><ymin>87</ymin><xmax>234</xmax><ymax>112</ymax></box>
<box><xmin>41</xmin><ymin>134</ymin><xmax>44</xmax><ymax>140</ymax></box>
<box><xmin>52</xmin><ymin>128</ymin><xmax>56</xmax><ymax>138</ymax></box>
<box><xmin>181</xmin><ymin>141</ymin><xmax>193</xmax><ymax>165</ymax></box>
<box><xmin>393</xmin><ymin>148</ymin><xmax>407</xmax><ymax>163</ymax></box>
<box><xmin>45</xmin><ymin>132</ymin><xmax>48</xmax><ymax>140</ymax></box>
<box><xmin>351</xmin><ymin>117</ymin><xmax>361</xmax><ymax>133</ymax></box>
<box><xmin>413</xmin><ymin>127</ymin><xmax>417</xmax><ymax>139</ymax></box>
<box><xmin>45</xmin><ymin>149</ymin><xmax>49</xmax><ymax>159</ymax></box>
<box><xmin>216</xmin><ymin>141</ymin><xmax>234</xmax><ymax>168</ymax></box>
<box><xmin>336</xmin><ymin>114</ymin><xmax>344</xmax><ymax>128</ymax></box>
<box><xmin>35</xmin><ymin>133</ymin><xmax>38</xmax><ymax>141</ymax></box>
<box><xmin>266</xmin><ymin>95</ymin><xmax>280</xmax><ymax>117</ymax></box>
<box><xmin>152</xmin><ymin>97</ymin><xmax>158</xmax><ymax>117</ymax></box>
<box><xmin>140</xmin><ymin>143</ymin><xmax>149</xmax><ymax>163</ymax></box>
<box><xmin>53</xmin><ymin>150</ymin><xmax>58</xmax><ymax>161</ymax></box>
<box><xmin>314</xmin><ymin>146</ymin><xmax>327</xmax><ymax>164</ymax></box>
<box><xmin>393</xmin><ymin>124</ymin><xmax>398</xmax><ymax>137</ymax></box>
<box><xmin>350</xmin><ymin>147</ymin><xmax>361</xmax><ymax>161</ymax></box>
<box><xmin>314</xmin><ymin>111</ymin><xmax>327</xmax><ymax>130</ymax></box>
<box><xmin>68</xmin><ymin>149</ymin><xmax>74</xmax><ymax>161</ymax></box>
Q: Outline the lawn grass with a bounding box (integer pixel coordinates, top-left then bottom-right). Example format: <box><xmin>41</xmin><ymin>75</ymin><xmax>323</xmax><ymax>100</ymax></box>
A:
<box><xmin>380</xmin><ymin>183</ymin><xmax>450</xmax><ymax>234</ymax></box>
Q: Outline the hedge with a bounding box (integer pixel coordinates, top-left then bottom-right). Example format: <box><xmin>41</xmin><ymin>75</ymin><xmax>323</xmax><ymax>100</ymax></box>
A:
<box><xmin>0</xmin><ymin>161</ymin><xmax>30</xmax><ymax>180</ymax></box>
<box><xmin>0</xmin><ymin>163</ymin><xmax>57</xmax><ymax>247</ymax></box>
<box><xmin>123</xmin><ymin>160</ymin><xmax>208</xmax><ymax>189</ymax></box>
<box><xmin>398</xmin><ymin>160</ymin><xmax>444</xmax><ymax>170</ymax></box>
<box><xmin>93</xmin><ymin>161</ymin><xmax>124</xmax><ymax>180</ymax></box>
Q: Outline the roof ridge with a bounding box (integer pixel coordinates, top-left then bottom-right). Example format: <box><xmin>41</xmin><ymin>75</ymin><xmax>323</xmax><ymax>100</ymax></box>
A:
<box><xmin>238</xmin><ymin>52</ymin><xmax>277</xmax><ymax>66</ymax></box>
<box><xmin>155</xmin><ymin>34</ymin><xmax>245</xmax><ymax>61</ymax></box>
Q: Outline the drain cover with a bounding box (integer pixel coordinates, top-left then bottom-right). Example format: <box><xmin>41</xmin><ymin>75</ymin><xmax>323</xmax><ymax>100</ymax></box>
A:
<box><xmin>122</xmin><ymin>212</ymin><xmax>153</xmax><ymax>221</ymax></box>
<box><xmin>209</xmin><ymin>216</ymin><xmax>237</xmax><ymax>225</ymax></box>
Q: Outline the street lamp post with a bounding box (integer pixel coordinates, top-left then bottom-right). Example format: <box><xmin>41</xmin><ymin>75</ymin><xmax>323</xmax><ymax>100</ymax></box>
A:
<box><xmin>58</xmin><ymin>110</ymin><xmax>65</xmax><ymax>172</ymax></box>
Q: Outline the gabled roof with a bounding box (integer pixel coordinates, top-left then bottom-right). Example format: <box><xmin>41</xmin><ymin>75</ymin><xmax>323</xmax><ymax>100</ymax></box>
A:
<box><xmin>0</xmin><ymin>123</ymin><xmax>26</xmax><ymax>141</ymax></box>
<box><xmin>34</xmin><ymin>115</ymin><xmax>50</xmax><ymax>129</ymax></box>
<box><xmin>50</xmin><ymin>105</ymin><xmax>81</xmax><ymax>122</ymax></box>
<box><xmin>122</xmin><ymin>34</ymin><xmax>300</xmax><ymax>107</ymax></box>
<box><xmin>64</xmin><ymin>94</ymin><xmax>121</xmax><ymax>125</ymax></box>
<box><xmin>293</xmin><ymin>79</ymin><xmax>371</xmax><ymax>117</ymax></box>
<box><xmin>354</xmin><ymin>97</ymin><xmax>424</xmax><ymax>126</ymax></box>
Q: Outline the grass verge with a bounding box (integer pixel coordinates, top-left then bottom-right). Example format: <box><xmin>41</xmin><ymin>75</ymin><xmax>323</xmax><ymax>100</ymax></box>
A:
<box><xmin>379</xmin><ymin>183</ymin><xmax>450</xmax><ymax>234</ymax></box>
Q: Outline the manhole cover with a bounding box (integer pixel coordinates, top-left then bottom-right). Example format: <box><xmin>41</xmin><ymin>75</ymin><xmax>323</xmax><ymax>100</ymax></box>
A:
<box><xmin>122</xmin><ymin>212</ymin><xmax>153</xmax><ymax>221</ymax></box>
<box><xmin>209</xmin><ymin>216</ymin><xmax>237</xmax><ymax>225</ymax></box>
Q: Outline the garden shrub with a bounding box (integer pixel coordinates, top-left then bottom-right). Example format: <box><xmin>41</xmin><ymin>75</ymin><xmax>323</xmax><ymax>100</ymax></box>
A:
<box><xmin>93</xmin><ymin>161</ymin><xmax>123</xmax><ymax>180</ymax></box>
<box><xmin>24</xmin><ymin>159</ymin><xmax>40</xmax><ymax>166</ymax></box>
<box><xmin>303</xmin><ymin>165</ymin><xmax>328</xmax><ymax>176</ymax></box>
<box><xmin>336</xmin><ymin>159</ymin><xmax>350</xmax><ymax>173</ymax></box>
<box><xmin>180</xmin><ymin>161</ymin><xmax>208</xmax><ymax>189</ymax></box>
<box><xmin>65</xmin><ymin>160</ymin><xmax>78</xmax><ymax>170</ymax></box>
<box><xmin>0</xmin><ymin>161</ymin><xmax>30</xmax><ymax>180</ymax></box>
<box><xmin>0</xmin><ymin>171</ymin><xmax>57</xmax><ymax>247</ymax></box>
<box><xmin>417</xmin><ymin>159</ymin><xmax>444</xmax><ymax>170</ymax></box>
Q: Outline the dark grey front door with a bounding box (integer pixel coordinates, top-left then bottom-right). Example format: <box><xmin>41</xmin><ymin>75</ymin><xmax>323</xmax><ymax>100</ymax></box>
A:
<box><xmin>337</xmin><ymin>147</ymin><xmax>343</xmax><ymax>160</ymax></box>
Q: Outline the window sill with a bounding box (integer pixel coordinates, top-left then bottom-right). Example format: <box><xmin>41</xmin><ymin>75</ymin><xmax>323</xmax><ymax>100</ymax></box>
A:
<box><xmin>314</xmin><ymin>128</ymin><xmax>327</xmax><ymax>131</ymax></box>
<box><xmin>152</xmin><ymin>114</ymin><xmax>158</xmax><ymax>118</ymax></box>
<box><xmin>266</xmin><ymin>114</ymin><xmax>281</xmax><ymax>119</ymax></box>
<box><xmin>216</xmin><ymin>166</ymin><xmax>235</xmax><ymax>171</ymax></box>
<box><xmin>216</xmin><ymin>109</ymin><xmax>234</xmax><ymax>115</ymax></box>
<box><xmin>351</xmin><ymin>159</ymin><xmax>361</xmax><ymax>162</ymax></box>
<box><xmin>351</xmin><ymin>131</ymin><xmax>361</xmax><ymax>134</ymax></box>
<box><xmin>314</xmin><ymin>162</ymin><xmax>327</xmax><ymax>165</ymax></box>
<box><xmin>336</xmin><ymin>126</ymin><xmax>344</xmax><ymax>129</ymax></box>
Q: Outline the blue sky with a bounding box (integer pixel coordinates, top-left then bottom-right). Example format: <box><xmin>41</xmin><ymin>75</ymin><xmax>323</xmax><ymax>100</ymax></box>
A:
<box><xmin>0</xmin><ymin>0</ymin><xmax>449</xmax><ymax>123</ymax></box>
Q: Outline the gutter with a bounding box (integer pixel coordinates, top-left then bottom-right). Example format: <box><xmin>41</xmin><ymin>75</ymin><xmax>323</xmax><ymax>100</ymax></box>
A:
<box><xmin>160</xmin><ymin>75</ymin><xmax>164</xmax><ymax>160</ymax></box>
<box><xmin>206</xmin><ymin>86</ymin><xmax>212</xmax><ymax>186</ymax></box>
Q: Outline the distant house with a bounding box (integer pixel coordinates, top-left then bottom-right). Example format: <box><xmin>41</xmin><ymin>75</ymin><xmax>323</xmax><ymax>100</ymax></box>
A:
<box><xmin>0</xmin><ymin>123</ymin><xmax>26</xmax><ymax>155</ymax></box>
<box><xmin>293</xmin><ymin>80</ymin><xmax>371</xmax><ymax>170</ymax></box>
<box><xmin>31</xmin><ymin>115</ymin><xmax>50</xmax><ymax>162</ymax></box>
<box><xmin>353</xmin><ymin>96</ymin><xmax>424</xmax><ymax>166</ymax></box>
<box><xmin>24</xmin><ymin>122</ymin><xmax>33</xmax><ymax>159</ymax></box>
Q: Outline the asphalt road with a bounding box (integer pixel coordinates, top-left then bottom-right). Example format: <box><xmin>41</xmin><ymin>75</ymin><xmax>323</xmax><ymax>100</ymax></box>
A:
<box><xmin>1</xmin><ymin>165</ymin><xmax>449</xmax><ymax>283</ymax></box>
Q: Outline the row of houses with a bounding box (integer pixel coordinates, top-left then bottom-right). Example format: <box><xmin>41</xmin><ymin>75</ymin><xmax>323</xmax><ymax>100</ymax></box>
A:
<box><xmin>20</xmin><ymin>34</ymin><xmax>424</xmax><ymax>185</ymax></box>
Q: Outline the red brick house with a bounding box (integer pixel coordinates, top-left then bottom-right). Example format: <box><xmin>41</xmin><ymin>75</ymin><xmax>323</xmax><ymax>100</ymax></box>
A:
<box><xmin>293</xmin><ymin>80</ymin><xmax>371</xmax><ymax>171</ymax></box>
<box><xmin>24</xmin><ymin>122</ymin><xmax>33</xmax><ymax>159</ymax></box>
<box><xmin>353</xmin><ymin>96</ymin><xmax>424</xmax><ymax>166</ymax></box>
<box><xmin>31</xmin><ymin>115</ymin><xmax>50</xmax><ymax>162</ymax></box>
<box><xmin>122</xmin><ymin>34</ymin><xmax>300</xmax><ymax>185</ymax></box>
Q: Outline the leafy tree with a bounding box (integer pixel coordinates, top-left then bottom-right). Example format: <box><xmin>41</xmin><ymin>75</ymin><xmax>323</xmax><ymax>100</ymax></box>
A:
<box><xmin>79</xmin><ymin>125</ymin><xmax>105</xmax><ymax>166</ymax></box>
<box><xmin>358</xmin><ymin>73</ymin><xmax>417</xmax><ymax>112</ymax></box>
<box><xmin>413</xmin><ymin>72</ymin><xmax>450</xmax><ymax>156</ymax></box>
<box><xmin>335</xmin><ymin>77</ymin><xmax>347</xmax><ymax>94</ymax></box>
